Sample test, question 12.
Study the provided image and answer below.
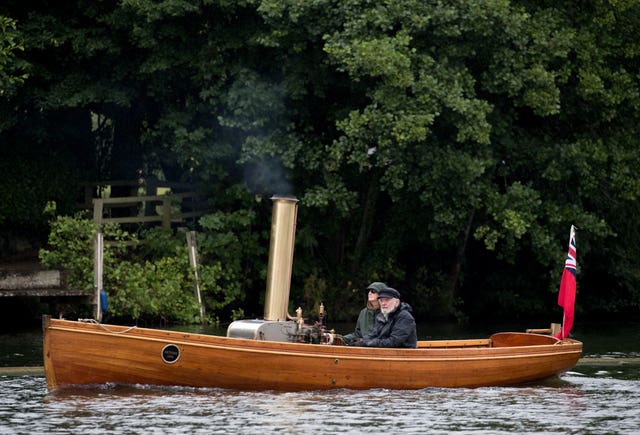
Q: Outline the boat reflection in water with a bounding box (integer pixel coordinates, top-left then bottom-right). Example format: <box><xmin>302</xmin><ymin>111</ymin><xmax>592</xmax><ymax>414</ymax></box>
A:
<box><xmin>43</xmin><ymin>196</ymin><xmax>582</xmax><ymax>391</ymax></box>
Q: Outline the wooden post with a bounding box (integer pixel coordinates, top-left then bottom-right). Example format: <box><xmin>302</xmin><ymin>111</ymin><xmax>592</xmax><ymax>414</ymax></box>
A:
<box><xmin>161</xmin><ymin>196</ymin><xmax>171</xmax><ymax>229</ymax></box>
<box><xmin>526</xmin><ymin>323</ymin><xmax>563</xmax><ymax>336</ymax></box>
<box><xmin>93</xmin><ymin>231</ymin><xmax>104</xmax><ymax>322</ymax></box>
<box><xmin>186</xmin><ymin>231</ymin><xmax>205</xmax><ymax>323</ymax></box>
<box><xmin>93</xmin><ymin>198</ymin><xmax>104</xmax><ymax>225</ymax></box>
<box><xmin>84</xmin><ymin>184</ymin><xmax>93</xmax><ymax>209</ymax></box>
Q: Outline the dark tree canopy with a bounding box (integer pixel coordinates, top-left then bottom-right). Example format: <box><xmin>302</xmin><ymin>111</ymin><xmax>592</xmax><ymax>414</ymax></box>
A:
<box><xmin>1</xmin><ymin>0</ymin><xmax>639</xmax><ymax>323</ymax></box>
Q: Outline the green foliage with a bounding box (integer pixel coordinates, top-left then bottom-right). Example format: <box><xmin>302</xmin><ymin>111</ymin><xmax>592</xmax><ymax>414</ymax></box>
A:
<box><xmin>39</xmin><ymin>213</ymin><xmax>99</xmax><ymax>290</ymax></box>
<box><xmin>244</xmin><ymin>0</ymin><xmax>640</xmax><ymax>320</ymax></box>
<box><xmin>197</xmin><ymin>206</ymin><xmax>263</xmax><ymax>313</ymax></box>
<box><xmin>109</xmin><ymin>257</ymin><xmax>201</xmax><ymax>324</ymax></box>
<box><xmin>0</xmin><ymin>15</ymin><xmax>28</xmax><ymax>100</ymax></box>
<box><xmin>39</xmin><ymin>213</ymin><xmax>248</xmax><ymax>323</ymax></box>
<box><xmin>39</xmin><ymin>213</ymin><xmax>134</xmax><ymax>289</ymax></box>
<box><xmin>5</xmin><ymin>0</ymin><xmax>640</xmax><ymax>324</ymax></box>
<box><xmin>0</xmin><ymin>151</ymin><xmax>80</xmax><ymax>236</ymax></box>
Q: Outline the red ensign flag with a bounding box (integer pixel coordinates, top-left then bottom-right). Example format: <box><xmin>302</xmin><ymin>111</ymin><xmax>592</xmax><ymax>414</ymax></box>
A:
<box><xmin>556</xmin><ymin>225</ymin><xmax>577</xmax><ymax>339</ymax></box>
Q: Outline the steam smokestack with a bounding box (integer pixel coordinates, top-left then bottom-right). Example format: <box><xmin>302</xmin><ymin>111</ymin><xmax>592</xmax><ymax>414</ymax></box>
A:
<box><xmin>263</xmin><ymin>195</ymin><xmax>299</xmax><ymax>321</ymax></box>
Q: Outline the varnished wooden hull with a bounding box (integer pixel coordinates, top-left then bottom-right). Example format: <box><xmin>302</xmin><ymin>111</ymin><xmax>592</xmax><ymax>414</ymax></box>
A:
<box><xmin>43</xmin><ymin>317</ymin><xmax>582</xmax><ymax>391</ymax></box>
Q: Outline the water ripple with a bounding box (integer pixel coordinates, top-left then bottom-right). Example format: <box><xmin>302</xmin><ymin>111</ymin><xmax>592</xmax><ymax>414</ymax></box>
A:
<box><xmin>2</xmin><ymin>371</ymin><xmax>640</xmax><ymax>434</ymax></box>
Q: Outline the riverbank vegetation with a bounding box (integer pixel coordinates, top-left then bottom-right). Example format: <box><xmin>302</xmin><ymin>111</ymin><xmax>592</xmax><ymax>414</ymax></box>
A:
<box><xmin>1</xmin><ymin>1</ymin><xmax>639</xmax><ymax>325</ymax></box>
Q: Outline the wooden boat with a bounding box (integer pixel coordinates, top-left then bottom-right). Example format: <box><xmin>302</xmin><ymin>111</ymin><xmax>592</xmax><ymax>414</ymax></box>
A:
<box><xmin>42</xmin><ymin>196</ymin><xmax>582</xmax><ymax>391</ymax></box>
<box><xmin>43</xmin><ymin>316</ymin><xmax>582</xmax><ymax>391</ymax></box>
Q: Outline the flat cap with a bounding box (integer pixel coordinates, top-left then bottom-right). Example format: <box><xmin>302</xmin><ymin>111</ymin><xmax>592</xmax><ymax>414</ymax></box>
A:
<box><xmin>377</xmin><ymin>287</ymin><xmax>401</xmax><ymax>299</ymax></box>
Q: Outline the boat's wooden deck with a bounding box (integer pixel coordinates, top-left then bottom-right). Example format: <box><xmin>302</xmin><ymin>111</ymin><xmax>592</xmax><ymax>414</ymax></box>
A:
<box><xmin>418</xmin><ymin>338</ymin><xmax>492</xmax><ymax>348</ymax></box>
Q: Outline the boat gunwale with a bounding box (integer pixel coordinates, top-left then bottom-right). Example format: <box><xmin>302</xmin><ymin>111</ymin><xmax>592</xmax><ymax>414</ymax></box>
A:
<box><xmin>46</xmin><ymin>321</ymin><xmax>583</xmax><ymax>363</ymax></box>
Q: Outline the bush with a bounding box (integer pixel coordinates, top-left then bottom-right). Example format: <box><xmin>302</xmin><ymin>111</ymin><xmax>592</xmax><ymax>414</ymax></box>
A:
<box><xmin>39</xmin><ymin>213</ymin><xmax>246</xmax><ymax>324</ymax></box>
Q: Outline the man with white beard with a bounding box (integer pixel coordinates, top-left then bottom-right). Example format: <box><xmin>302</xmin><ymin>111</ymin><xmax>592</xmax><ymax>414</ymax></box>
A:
<box><xmin>353</xmin><ymin>287</ymin><xmax>417</xmax><ymax>348</ymax></box>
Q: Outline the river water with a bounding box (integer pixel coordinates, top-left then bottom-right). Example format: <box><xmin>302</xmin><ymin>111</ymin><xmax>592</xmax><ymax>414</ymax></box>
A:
<box><xmin>1</xmin><ymin>321</ymin><xmax>639</xmax><ymax>434</ymax></box>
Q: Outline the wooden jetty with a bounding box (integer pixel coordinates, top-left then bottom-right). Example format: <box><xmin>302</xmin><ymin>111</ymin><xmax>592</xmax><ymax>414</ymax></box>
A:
<box><xmin>0</xmin><ymin>262</ymin><xmax>90</xmax><ymax>299</ymax></box>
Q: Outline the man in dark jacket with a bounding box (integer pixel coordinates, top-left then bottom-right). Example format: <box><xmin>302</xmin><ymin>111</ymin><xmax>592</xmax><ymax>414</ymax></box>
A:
<box><xmin>355</xmin><ymin>287</ymin><xmax>417</xmax><ymax>348</ymax></box>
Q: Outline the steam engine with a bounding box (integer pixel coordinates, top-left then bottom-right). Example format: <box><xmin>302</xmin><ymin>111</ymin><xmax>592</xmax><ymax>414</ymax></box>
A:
<box><xmin>226</xmin><ymin>195</ymin><xmax>341</xmax><ymax>345</ymax></box>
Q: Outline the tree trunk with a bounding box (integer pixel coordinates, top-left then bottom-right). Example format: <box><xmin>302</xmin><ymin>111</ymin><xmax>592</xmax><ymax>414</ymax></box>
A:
<box><xmin>447</xmin><ymin>210</ymin><xmax>475</xmax><ymax>310</ymax></box>
<box><xmin>350</xmin><ymin>177</ymin><xmax>379</xmax><ymax>275</ymax></box>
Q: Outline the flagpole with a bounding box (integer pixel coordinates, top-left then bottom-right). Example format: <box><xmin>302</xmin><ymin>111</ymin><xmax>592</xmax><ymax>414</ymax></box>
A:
<box><xmin>557</xmin><ymin>225</ymin><xmax>576</xmax><ymax>340</ymax></box>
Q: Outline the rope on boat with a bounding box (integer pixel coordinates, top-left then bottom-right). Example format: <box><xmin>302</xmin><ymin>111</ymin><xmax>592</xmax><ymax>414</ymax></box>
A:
<box><xmin>78</xmin><ymin>318</ymin><xmax>138</xmax><ymax>334</ymax></box>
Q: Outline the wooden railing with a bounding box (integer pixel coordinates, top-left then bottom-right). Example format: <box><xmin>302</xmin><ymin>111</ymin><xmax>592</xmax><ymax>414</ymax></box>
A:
<box><xmin>84</xmin><ymin>179</ymin><xmax>211</xmax><ymax>320</ymax></box>
<box><xmin>92</xmin><ymin>192</ymin><xmax>207</xmax><ymax>229</ymax></box>
<box><xmin>83</xmin><ymin>179</ymin><xmax>196</xmax><ymax>201</ymax></box>
<box><xmin>82</xmin><ymin>179</ymin><xmax>209</xmax><ymax>229</ymax></box>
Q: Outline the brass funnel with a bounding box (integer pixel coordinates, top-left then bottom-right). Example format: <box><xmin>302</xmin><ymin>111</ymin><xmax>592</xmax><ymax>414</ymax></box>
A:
<box><xmin>264</xmin><ymin>195</ymin><xmax>299</xmax><ymax>321</ymax></box>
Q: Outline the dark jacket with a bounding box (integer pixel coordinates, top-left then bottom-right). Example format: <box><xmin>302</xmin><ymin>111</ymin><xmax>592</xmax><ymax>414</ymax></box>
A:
<box><xmin>343</xmin><ymin>306</ymin><xmax>379</xmax><ymax>344</ymax></box>
<box><xmin>360</xmin><ymin>302</ymin><xmax>417</xmax><ymax>348</ymax></box>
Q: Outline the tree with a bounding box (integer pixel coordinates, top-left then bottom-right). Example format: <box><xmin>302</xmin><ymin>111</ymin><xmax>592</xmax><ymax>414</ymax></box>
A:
<box><xmin>243</xmin><ymin>0</ymin><xmax>640</xmax><ymax>320</ymax></box>
<box><xmin>0</xmin><ymin>15</ymin><xmax>27</xmax><ymax>99</ymax></box>
<box><xmin>2</xmin><ymin>0</ymin><xmax>639</xmax><ymax>323</ymax></box>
